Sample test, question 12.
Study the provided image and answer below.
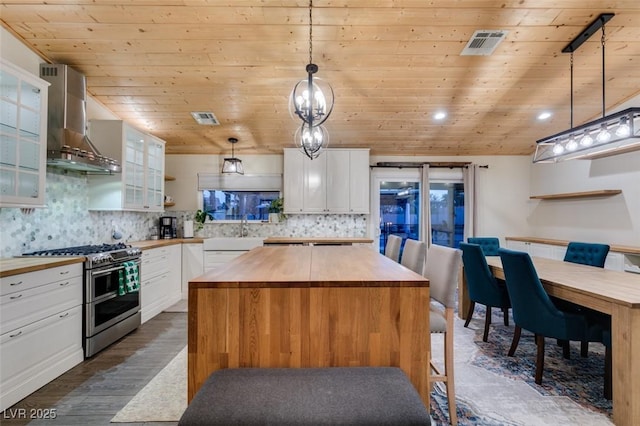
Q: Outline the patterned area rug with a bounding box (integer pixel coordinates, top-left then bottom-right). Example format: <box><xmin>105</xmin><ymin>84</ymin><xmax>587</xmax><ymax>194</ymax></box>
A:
<box><xmin>442</xmin><ymin>305</ymin><xmax>613</xmax><ymax>426</ymax></box>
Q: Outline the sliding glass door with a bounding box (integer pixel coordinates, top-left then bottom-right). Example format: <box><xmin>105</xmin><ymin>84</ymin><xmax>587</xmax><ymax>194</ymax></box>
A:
<box><xmin>430</xmin><ymin>182</ymin><xmax>465</xmax><ymax>248</ymax></box>
<box><xmin>371</xmin><ymin>169</ymin><xmax>421</xmax><ymax>256</ymax></box>
<box><xmin>371</xmin><ymin>167</ymin><xmax>466</xmax><ymax>255</ymax></box>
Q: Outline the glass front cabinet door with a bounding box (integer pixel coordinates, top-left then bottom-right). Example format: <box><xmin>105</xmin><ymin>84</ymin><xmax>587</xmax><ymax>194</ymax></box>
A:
<box><xmin>0</xmin><ymin>59</ymin><xmax>49</xmax><ymax>207</ymax></box>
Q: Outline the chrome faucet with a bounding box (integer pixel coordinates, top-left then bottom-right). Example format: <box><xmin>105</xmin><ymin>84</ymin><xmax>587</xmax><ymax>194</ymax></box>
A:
<box><xmin>239</xmin><ymin>214</ymin><xmax>249</xmax><ymax>237</ymax></box>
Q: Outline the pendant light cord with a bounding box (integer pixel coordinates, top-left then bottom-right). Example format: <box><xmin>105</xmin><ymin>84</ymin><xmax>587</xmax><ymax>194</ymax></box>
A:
<box><xmin>309</xmin><ymin>0</ymin><xmax>313</xmax><ymax>64</ymax></box>
<box><xmin>570</xmin><ymin>52</ymin><xmax>574</xmax><ymax>128</ymax></box>
<box><xmin>601</xmin><ymin>22</ymin><xmax>606</xmax><ymax>118</ymax></box>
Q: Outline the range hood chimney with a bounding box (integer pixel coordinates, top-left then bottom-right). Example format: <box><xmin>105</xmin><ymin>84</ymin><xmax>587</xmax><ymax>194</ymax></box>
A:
<box><xmin>39</xmin><ymin>64</ymin><xmax>121</xmax><ymax>173</ymax></box>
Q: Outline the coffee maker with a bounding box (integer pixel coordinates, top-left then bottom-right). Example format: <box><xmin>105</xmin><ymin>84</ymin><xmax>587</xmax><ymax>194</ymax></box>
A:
<box><xmin>159</xmin><ymin>216</ymin><xmax>177</xmax><ymax>239</ymax></box>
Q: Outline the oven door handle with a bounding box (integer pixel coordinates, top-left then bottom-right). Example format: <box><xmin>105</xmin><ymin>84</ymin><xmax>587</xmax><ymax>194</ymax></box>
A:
<box><xmin>92</xmin><ymin>264</ymin><xmax>129</xmax><ymax>277</ymax></box>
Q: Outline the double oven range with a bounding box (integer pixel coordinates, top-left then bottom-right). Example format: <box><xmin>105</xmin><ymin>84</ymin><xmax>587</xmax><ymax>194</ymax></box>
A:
<box><xmin>23</xmin><ymin>243</ymin><xmax>142</xmax><ymax>357</ymax></box>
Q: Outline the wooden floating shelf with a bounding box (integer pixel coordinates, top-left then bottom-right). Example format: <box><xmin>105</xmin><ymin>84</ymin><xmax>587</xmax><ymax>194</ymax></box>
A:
<box><xmin>164</xmin><ymin>202</ymin><xmax>176</xmax><ymax>207</ymax></box>
<box><xmin>530</xmin><ymin>189</ymin><xmax>622</xmax><ymax>200</ymax></box>
<box><xmin>164</xmin><ymin>175</ymin><xmax>176</xmax><ymax>181</ymax></box>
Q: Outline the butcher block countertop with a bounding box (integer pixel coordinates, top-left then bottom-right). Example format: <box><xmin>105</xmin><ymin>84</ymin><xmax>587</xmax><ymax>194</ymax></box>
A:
<box><xmin>187</xmin><ymin>245</ymin><xmax>430</xmax><ymax>404</ymax></box>
<box><xmin>130</xmin><ymin>238</ymin><xmax>204</xmax><ymax>250</ymax></box>
<box><xmin>0</xmin><ymin>257</ymin><xmax>85</xmax><ymax>278</ymax></box>
<box><xmin>190</xmin><ymin>245</ymin><xmax>424</xmax><ymax>288</ymax></box>
<box><xmin>262</xmin><ymin>236</ymin><xmax>373</xmax><ymax>245</ymax></box>
<box><xmin>506</xmin><ymin>236</ymin><xmax>640</xmax><ymax>255</ymax></box>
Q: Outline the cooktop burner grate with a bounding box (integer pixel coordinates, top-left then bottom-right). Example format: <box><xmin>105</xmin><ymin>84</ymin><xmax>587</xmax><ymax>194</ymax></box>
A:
<box><xmin>23</xmin><ymin>242</ymin><xmax>130</xmax><ymax>256</ymax></box>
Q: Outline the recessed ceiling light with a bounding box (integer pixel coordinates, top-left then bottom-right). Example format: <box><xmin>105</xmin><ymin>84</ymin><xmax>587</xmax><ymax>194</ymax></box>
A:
<box><xmin>537</xmin><ymin>112</ymin><xmax>552</xmax><ymax>120</ymax></box>
<box><xmin>433</xmin><ymin>111</ymin><xmax>447</xmax><ymax>120</ymax></box>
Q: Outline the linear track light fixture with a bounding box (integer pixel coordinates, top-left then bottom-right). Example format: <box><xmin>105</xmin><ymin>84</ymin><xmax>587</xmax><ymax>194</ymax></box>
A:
<box><xmin>534</xmin><ymin>13</ymin><xmax>640</xmax><ymax>162</ymax></box>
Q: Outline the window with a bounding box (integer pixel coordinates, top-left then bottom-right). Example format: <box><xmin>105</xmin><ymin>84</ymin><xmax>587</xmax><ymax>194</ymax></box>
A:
<box><xmin>430</xmin><ymin>182</ymin><xmax>465</xmax><ymax>248</ymax></box>
<box><xmin>201</xmin><ymin>190</ymin><xmax>280</xmax><ymax>221</ymax></box>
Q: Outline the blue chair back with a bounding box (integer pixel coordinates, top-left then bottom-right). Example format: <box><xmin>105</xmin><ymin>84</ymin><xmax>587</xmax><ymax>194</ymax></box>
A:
<box><xmin>563</xmin><ymin>242</ymin><xmax>610</xmax><ymax>268</ymax></box>
<box><xmin>498</xmin><ymin>248</ymin><xmax>584</xmax><ymax>340</ymax></box>
<box><xmin>460</xmin><ymin>243</ymin><xmax>509</xmax><ymax>309</ymax></box>
<box><xmin>467</xmin><ymin>237</ymin><xmax>500</xmax><ymax>256</ymax></box>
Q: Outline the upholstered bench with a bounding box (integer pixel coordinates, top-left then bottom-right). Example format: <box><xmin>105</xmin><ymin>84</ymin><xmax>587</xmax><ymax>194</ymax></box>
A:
<box><xmin>178</xmin><ymin>367</ymin><xmax>431</xmax><ymax>425</ymax></box>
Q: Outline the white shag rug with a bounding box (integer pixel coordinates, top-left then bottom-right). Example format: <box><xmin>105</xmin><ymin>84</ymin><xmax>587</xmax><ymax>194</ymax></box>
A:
<box><xmin>110</xmin><ymin>347</ymin><xmax>187</xmax><ymax>423</ymax></box>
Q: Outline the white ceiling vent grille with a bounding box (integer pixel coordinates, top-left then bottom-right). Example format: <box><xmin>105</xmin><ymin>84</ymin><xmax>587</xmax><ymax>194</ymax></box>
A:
<box><xmin>190</xmin><ymin>111</ymin><xmax>220</xmax><ymax>125</ymax></box>
<box><xmin>460</xmin><ymin>30</ymin><xmax>508</xmax><ymax>56</ymax></box>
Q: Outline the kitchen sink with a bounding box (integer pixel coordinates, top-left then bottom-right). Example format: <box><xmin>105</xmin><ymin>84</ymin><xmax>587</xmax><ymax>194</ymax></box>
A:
<box><xmin>203</xmin><ymin>237</ymin><xmax>264</xmax><ymax>251</ymax></box>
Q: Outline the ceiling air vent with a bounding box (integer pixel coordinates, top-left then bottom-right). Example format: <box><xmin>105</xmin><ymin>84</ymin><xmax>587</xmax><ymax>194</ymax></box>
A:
<box><xmin>190</xmin><ymin>111</ymin><xmax>220</xmax><ymax>125</ymax></box>
<box><xmin>460</xmin><ymin>30</ymin><xmax>508</xmax><ymax>56</ymax></box>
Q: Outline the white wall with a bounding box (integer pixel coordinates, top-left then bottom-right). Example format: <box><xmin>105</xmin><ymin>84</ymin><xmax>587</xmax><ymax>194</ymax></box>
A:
<box><xmin>529</xmin><ymin>150</ymin><xmax>640</xmax><ymax>246</ymax></box>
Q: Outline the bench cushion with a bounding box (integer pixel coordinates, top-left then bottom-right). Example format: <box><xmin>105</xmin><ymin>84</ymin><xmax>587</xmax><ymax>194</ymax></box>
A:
<box><xmin>179</xmin><ymin>367</ymin><xmax>431</xmax><ymax>425</ymax></box>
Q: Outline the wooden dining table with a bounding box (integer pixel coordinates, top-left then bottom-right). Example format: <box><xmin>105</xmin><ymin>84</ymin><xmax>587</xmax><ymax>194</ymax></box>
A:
<box><xmin>187</xmin><ymin>245</ymin><xmax>431</xmax><ymax>404</ymax></box>
<box><xmin>481</xmin><ymin>255</ymin><xmax>640</xmax><ymax>426</ymax></box>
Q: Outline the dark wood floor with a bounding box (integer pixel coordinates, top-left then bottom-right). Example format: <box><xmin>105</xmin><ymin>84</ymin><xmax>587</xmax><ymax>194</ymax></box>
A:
<box><xmin>1</xmin><ymin>312</ymin><xmax>187</xmax><ymax>426</ymax></box>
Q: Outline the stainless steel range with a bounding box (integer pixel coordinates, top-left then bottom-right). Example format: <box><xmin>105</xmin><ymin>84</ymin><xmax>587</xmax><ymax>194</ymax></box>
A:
<box><xmin>23</xmin><ymin>243</ymin><xmax>142</xmax><ymax>357</ymax></box>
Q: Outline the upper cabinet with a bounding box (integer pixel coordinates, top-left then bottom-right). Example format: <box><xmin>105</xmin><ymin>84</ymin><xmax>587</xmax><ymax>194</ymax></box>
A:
<box><xmin>87</xmin><ymin>120</ymin><xmax>165</xmax><ymax>211</ymax></box>
<box><xmin>0</xmin><ymin>59</ymin><xmax>49</xmax><ymax>208</ymax></box>
<box><xmin>283</xmin><ymin>148</ymin><xmax>370</xmax><ymax>214</ymax></box>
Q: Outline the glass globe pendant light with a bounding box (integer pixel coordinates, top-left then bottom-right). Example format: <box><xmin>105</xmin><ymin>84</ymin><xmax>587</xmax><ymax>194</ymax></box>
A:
<box><xmin>294</xmin><ymin>122</ymin><xmax>329</xmax><ymax>160</ymax></box>
<box><xmin>289</xmin><ymin>0</ymin><xmax>334</xmax><ymax>159</ymax></box>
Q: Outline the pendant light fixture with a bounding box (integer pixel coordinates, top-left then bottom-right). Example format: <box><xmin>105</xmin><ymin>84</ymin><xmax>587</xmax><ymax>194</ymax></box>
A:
<box><xmin>289</xmin><ymin>0</ymin><xmax>334</xmax><ymax>159</ymax></box>
<box><xmin>221</xmin><ymin>137</ymin><xmax>244</xmax><ymax>175</ymax></box>
<box><xmin>534</xmin><ymin>13</ymin><xmax>640</xmax><ymax>163</ymax></box>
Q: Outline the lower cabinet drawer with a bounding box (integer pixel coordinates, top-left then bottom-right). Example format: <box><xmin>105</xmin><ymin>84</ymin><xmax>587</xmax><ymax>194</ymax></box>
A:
<box><xmin>0</xmin><ymin>276</ymin><xmax>82</xmax><ymax>335</ymax></box>
<box><xmin>0</xmin><ymin>305</ymin><xmax>83</xmax><ymax>411</ymax></box>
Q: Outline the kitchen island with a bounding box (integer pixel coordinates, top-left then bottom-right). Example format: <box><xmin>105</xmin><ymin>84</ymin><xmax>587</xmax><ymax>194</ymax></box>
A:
<box><xmin>187</xmin><ymin>245</ymin><xmax>430</xmax><ymax>404</ymax></box>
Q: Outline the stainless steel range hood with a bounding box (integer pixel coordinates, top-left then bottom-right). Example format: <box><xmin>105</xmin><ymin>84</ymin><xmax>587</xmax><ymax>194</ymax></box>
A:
<box><xmin>39</xmin><ymin>64</ymin><xmax>121</xmax><ymax>173</ymax></box>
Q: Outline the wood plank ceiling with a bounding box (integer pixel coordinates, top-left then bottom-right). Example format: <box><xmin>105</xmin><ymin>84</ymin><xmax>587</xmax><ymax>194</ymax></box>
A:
<box><xmin>2</xmin><ymin>1</ymin><xmax>639</xmax><ymax>156</ymax></box>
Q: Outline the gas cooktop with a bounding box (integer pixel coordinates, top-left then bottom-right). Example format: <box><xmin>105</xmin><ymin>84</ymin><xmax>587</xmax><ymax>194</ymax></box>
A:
<box><xmin>24</xmin><ymin>243</ymin><xmax>132</xmax><ymax>256</ymax></box>
<box><xmin>23</xmin><ymin>243</ymin><xmax>141</xmax><ymax>268</ymax></box>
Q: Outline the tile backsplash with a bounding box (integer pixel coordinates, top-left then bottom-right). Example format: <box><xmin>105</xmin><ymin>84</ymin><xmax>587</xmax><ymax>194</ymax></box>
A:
<box><xmin>0</xmin><ymin>171</ymin><xmax>369</xmax><ymax>258</ymax></box>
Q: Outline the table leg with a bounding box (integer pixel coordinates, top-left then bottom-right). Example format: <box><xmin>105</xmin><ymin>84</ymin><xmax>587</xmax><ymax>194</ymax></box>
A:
<box><xmin>611</xmin><ymin>304</ymin><xmax>640</xmax><ymax>426</ymax></box>
<box><xmin>458</xmin><ymin>269</ymin><xmax>470</xmax><ymax>320</ymax></box>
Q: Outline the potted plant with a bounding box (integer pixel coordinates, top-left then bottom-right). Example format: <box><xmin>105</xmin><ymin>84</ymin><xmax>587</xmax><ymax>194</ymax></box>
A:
<box><xmin>268</xmin><ymin>198</ymin><xmax>285</xmax><ymax>223</ymax></box>
<box><xmin>194</xmin><ymin>209</ymin><xmax>207</xmax><ymax>231</ymax></box>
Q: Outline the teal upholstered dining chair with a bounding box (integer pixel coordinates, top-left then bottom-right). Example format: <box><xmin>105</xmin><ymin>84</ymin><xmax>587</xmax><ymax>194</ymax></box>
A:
<box><xmin>561</xmin><ymin>241</ymin><xmax>611</xmax><ymax>356</ymax></box>
<box><xmin>564</xmin><ymin>241</ymin><xmax>610</xmax><ymax>267</ymax></box>
<box><xmin>384</xmin><ymin>234</ymin><xmax>402</xmax><ymax>263</ymax></box>
<box><xmin>467</xmin><ymin>237</ymin><xmax>500</xmax><ymax>256</ymax></box>
<box><xmin>498</xmin><ymin>248</ymin><xmax>605</xmax><ymax>385</ymax></box>
<box><xmin>460</xmin><ymin>243</ymin><xmax>510</xmax><ymax>342</ymax></box>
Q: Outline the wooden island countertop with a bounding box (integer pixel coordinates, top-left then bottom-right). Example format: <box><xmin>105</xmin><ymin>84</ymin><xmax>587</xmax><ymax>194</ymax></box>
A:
<box><xmin>262</xmin><ymin>236</ymin><xmax>374</xmax><ymax>246</ymax></box>
<box><xmin>188</xmin><ymin>245</ymin><xmax>430</xmax><ymax>404</ymax></box>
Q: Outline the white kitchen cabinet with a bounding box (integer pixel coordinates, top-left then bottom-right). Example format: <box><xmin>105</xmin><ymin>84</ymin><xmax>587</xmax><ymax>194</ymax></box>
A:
<box><xmin>0</xmin><ymin>59</ymin><xmax>49</xmax><ymax>208</ymax></box>
<box><xmin>506</xmin><ymin>240</ymin><xmax>554</xmax><ymax>259</ymax></box>
<box><xmin>87</xmin><ymin>120</ymin><xmax>165</xmax><ymax>211</ymax></box>
<box><xmin>283</xmin><ymin>148</ymin><xmax>370</xmax><ymax>214</ymax></box>
<box><xmin>181</xmin><ymin>243</ymin><xmax>204</xmax><ymax>299</ymax></box>
<box><xmin>204</xmin><ymin>250</ymin><xmax>246</xmax><ymax>272</ymax></box>
<box><xmin>140</xmin><ymin>244</ymin><xmax>181</xmax><ymax>323</ymax></box>
<box><xmin>0</xmin><ymin>263</ymin><xmax>83</xmax><ymax>412</ymax></box>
